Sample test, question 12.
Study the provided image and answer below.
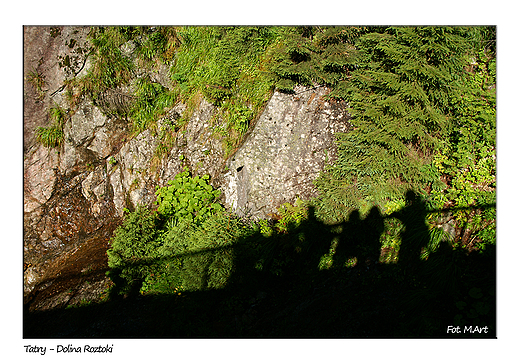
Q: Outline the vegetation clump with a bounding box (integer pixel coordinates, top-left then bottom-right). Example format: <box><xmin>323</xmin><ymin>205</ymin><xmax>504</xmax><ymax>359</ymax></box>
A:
<box><xmin>26</xmin><ymin>68</ymin><xmax>46</xmax><ymax>100</ymax></box>
<box><xmin>270</xmin><ymin>26</ymin><xmax>496</xmax><ymax>252</ymax></box>
<box><xmin>60</xmin><ymin>26</ymin><xmax>286</xmax><ymax>154</ymax></box>
<box><xmin>35</xmin><ymin>104</ymin><xmax>67</xmax><ymax>148</ymax></box>
<box><xmin>107</xmin><ymin>168</ymin><xmax>245</xmax><ymax>295</ymax></box>
<box><xmin>168</xmin><ymin>26</ymin><xmax>283</xmax><ymax>154</ymax></box>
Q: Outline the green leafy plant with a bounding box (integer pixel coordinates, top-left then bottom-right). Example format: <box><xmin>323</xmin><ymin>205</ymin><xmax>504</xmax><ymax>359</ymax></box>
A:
<box><xmin>154</xmin><ymin>167</ymin><xmax>222</xmax><ymax>224</ymax></box>
<box><xmin>427</xmin><ymin>40</ymin><xmax>496</xmax><ymax>250</ymax></box>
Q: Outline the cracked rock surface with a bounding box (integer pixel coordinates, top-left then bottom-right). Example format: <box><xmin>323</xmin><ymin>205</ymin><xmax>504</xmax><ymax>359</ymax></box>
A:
<box><xmin>221</xmin><ymin>85</ymin><xmax>352</xmax><ymax>219</ymax></box>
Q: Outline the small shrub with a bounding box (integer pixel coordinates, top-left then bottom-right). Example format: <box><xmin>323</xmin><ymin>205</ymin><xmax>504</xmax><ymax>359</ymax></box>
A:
<box><xmin>154</xmin><ymin>167</ymin><xmax>222</xmax><ymax>224</ymax></box>
<box><xmin>142</xmin><ymin>213</ymin><xmax>252</xmax><ymax>294</ymax></box>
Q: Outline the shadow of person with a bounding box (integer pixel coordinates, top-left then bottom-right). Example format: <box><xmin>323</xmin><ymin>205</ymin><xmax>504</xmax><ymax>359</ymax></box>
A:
<box><xmin>333</xmin><ymin>209</ymin><xmax>361</xmax><ymax>269</ymax></box>
<box><xmin>283</xmin><ymin>205</ymin><xmax>338</xmax><ymax>278</ymax></box>
<box><xmin>394</xmin><ymin>190</ymin><xmax>430</xmax><ymax>275</ymax></box>
<box><xmin>359</xmin><ymin>206</ymin><xmax>384</xmax><ymax>269</ymax></box>
<box><xmin>226</xmin><ymin>205</ymin><xmax>335</xmax><ymax>295</ymax></box>
<box><xmin>333</xmin><ymin>206</ymin><xmax>384</xmax><ymax>271</ymax></box>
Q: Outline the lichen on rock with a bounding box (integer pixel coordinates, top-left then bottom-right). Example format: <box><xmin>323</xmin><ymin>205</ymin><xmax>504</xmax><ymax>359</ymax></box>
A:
<box><xmin>221</xmin><ymin>85</ymin><xmax>352</xmax><ymax>219</ymax></box>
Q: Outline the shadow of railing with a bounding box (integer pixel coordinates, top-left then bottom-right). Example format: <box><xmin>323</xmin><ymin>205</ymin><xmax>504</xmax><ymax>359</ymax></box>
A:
<box><xmin>24</xmin><ymin>193</ymin><xmax>496</xmax><ymax>338</ymax></box>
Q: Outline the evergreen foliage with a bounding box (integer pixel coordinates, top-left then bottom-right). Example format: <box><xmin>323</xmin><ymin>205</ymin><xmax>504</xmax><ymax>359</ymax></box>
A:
<box><xmin>269</xmin><ymin>26</ymin><xmax>365</xmax><ymax>92</ymax></box>
<box><xmin>311</xmin><ymin>27</ymin><xmax>472</xmax><ymax>215</ymax></box>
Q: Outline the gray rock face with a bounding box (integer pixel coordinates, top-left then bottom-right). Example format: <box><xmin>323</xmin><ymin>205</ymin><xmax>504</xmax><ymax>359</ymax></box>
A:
<box><xmin>66</xmin><ymin>104</ymin><xmax>107</xmax><ymax>147</ymax></box>
<box><xmin>112</xmin><ymin>128</ymin><xmax>160</xmax><ymax>214</ymax></box>
<box><xmin>23</xmin><ymin>145</ymin><xmax>59</xmax><ymax>213</ymax></box>
<box><xmin>221</xmin><ymin>85</ymin><xmax>352</xmax><ymax>219</ymax></box>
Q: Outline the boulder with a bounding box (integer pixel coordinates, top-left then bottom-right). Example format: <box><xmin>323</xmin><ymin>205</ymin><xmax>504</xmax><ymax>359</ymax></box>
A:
<box><xmin>221</xmin><ymin>85</ymin><xmax>352</xmax><ymax>219</ymax></box>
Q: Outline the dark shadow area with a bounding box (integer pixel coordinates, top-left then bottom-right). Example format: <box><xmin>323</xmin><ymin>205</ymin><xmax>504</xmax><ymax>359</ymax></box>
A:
<box><xmin>24</xmin><ymin>192</ymin><xmax>496</xmax><ymax>338</ymax></box>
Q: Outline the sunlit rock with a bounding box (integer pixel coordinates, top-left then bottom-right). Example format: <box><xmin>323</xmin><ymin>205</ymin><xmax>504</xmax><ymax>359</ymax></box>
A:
<box><xmin>221</xmin><ymin>86</ymin><xmax>352</xmax><ymax>219</ymax></box>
